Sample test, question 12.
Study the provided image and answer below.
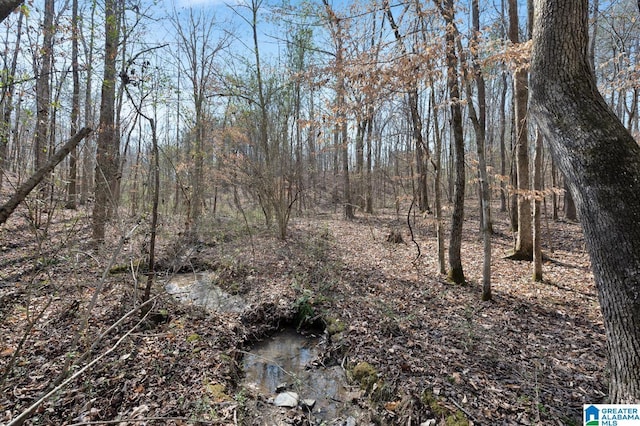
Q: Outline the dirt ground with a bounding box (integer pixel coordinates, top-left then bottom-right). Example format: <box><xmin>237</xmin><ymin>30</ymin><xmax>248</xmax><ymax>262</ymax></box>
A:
<box><xmin>0</xmin><ymin>199</ymin><xmax>606</xmax><ymax>425</ymax></box>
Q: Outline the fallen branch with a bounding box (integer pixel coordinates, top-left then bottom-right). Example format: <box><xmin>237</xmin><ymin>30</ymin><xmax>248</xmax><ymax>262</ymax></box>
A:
<box><xmin>67</xmin><ymin>416</ymin><xmax>215</xmax><ymax>426</ymax></box>
<box><xmin>0</xmin><ymin>127</ymin><xmax>92</xmax><ymax>225</ymax></box>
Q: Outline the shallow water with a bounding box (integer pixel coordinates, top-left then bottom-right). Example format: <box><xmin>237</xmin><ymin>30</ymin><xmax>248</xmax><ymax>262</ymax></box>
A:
<box><xmin>165</xmin><ymin>272</ymin><xmax>246</xmax><ymax>313</ymax></box>
<box><xmin>242</xmin><ymin>329</ymin><xmax>356</xmax><ymax>421</ymax></box>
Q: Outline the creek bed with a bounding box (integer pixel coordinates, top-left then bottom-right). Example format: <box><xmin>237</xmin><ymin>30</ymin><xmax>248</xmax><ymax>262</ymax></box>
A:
<box><xmin>165</xmin><ymin>272</ymin><xmax>246</xmax><ymax>313</ymax></box>
<box><xmin>242</xmin><ymin>329</ymin><xmax>361</xmax><ymax>423</ymax></box>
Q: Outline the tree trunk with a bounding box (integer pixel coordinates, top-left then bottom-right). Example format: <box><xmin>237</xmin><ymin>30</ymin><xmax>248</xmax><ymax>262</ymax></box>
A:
<box><xmin>34</xmin><ymin>0</ymin><xmax>54</xmax><ymax>172</ymax></box>
<box><xmin>471</xmin><ymin>0</ymin><xmax>492</xmax><ymax>299</ymax></box>
<box><xmin>531</xmin><ymin>0</ymin><xmax>640</xmax><ymax>403</ymax></box>
<box><xmin>507</xmin><ymin>0</ymin><xmax>533</xmax><ymax>261</ymax></box>
<box><xmin>65</xmin><ymin>0</ymin><xmax>80</xmax><ymax>209</ymax></box>
<box><xmin>499</xmin><ymin>71</ymin><xmax>508</xmax><ymax>213</ymax></box>
<box><xmin>438</xmin><ymin>0</ymin><xmax>466</xmax><ymax>284</ymax></box>
<box><xmin>564</xmin><ymin>179</ymin><xmax>577</xmax><ymax>221</ymax></box>
<box><xmin>92</xmin><ymin>0</ymin><xmax>120</xmax><ymax>243</ymax></box>
<box><xmin>532</xmin><ymin>129</ymin><xmax>543</xmax><ymax>281</ymax></box>
<box><xmin>80</xmin><ymin>0</ymin><xmax>96</xmax><ymax>206</ymax></box>
<box><xmin>0</xmin><ymin>9</ymin><xmax>22</xmax><ymax>190</ymax></box>
<box><xmin>432</xmin><ymin>87</ymin><xmax>446</xmax><ymax>275</ymax></box>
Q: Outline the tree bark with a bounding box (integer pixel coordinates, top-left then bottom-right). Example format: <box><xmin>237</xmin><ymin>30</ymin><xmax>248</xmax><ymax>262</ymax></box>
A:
<box><xmin>0</xmin><ymin>128</ymin><xmax>92</xmax><ymax>225</ymax></box>
<box><xmin>0</xmin><ymin>0</ymin><xmax>22</xmax><ymax>24</ymax></box>
<box><xmin>432</xmin><ymin>87</ymin><xmax>446</xmax><ymax>275</ymax></box>
<box><xmin>531</xmin><ymin>0</ymin><xmax>640</xmax><ymax>403</ymax></box>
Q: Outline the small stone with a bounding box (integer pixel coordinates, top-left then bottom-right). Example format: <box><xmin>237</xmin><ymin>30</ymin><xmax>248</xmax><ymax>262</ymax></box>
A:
<box><xmin>275</xmin><ymin>382</ymin><xmax>289</xmax><ymax>392</ymax></box>
<box><xmin>345</xmin><ymin>416</ymin><xmax>357</xmax><ymax>426</ymax></box>
<box><xmin>273</xmin><ymin>391</ymin><xmax>299</xmax><ymax>407</ymax></box>
<box><xmin>420</xmin><ymin>420</ymin><xmax>436</xmax><ymax>426</ymax></box>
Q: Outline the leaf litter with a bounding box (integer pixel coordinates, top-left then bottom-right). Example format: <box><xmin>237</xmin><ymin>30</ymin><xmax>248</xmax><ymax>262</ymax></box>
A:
<box><xmin>0</xmin><ymin>202</ymin><xmax>605</xmax><ymax>425</ymax></box>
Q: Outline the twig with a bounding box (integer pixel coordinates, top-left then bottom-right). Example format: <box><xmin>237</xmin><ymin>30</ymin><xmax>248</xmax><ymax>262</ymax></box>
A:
<box><xmin>447</xmin><ymin>396</ymin><xmax>480</xmax><ymax>425</ymax></box>
<box><xmin>407</xmin><ymin>197</ymin><xmax>421</xmax><ymax>263</ymax></box>
<box><xmin>82</xmin><ymin>295</ymin><xmax>159</xmax><ymax>362</ymax></box>
<box><xmin>7</xmin><ymin>311</ymin><xmax>150</xmax><ymax>426</ymax></box>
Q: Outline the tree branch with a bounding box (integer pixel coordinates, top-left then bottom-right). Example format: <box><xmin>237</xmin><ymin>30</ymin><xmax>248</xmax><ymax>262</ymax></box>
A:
<box><xmin>0</xmin><ymin>127</ymin><xmax>92</xmax><ymax>225</ymax></box>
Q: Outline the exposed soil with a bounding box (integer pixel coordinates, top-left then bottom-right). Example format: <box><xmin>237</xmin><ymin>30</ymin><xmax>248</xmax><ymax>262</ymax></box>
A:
<box><xmin>0</xmin><ymin>198</ymin><xmax>606</xmax><ymax>425</ymax></box>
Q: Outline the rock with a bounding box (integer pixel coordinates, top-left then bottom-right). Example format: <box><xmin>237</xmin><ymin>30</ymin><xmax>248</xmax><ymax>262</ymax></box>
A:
<box><xmin>275</xmin><ymin>382</ymin><xmax>289</xmax><ymax>392</ymax></box>
<box><xmin>420</xmin><ymin>420</ymin><xmax>436</xmax><ymax>426</ymax></box>
<box><xmin>273</xmin><ymin>391</ymin><xmax>299</xmax><ymax>407</ymax></box>
<box><xmin>345</xmin><ymin>416</ymin><xmax>357</xmax><ymax>426</ymax></box>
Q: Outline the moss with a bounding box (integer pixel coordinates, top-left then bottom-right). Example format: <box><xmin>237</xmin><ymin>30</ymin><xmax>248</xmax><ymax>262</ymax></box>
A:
<box><xmin>421</xmin><ymin>390</ymin><xmax>448</xmax><ymax>417</ymax></box>
<box><xmin>187</xmin><ymin>333</ymin><xmax>201</xmax><ymax>343</ymax></box>
<box><xmin>352</xmin><ymin>361</ymin><xmax>378</xmax><ymax>391</ymax></box>
<box><xmin>422</xmin><ymin>390</ymin><xmax>468</xmax><ymax>425</ymax></box>
<box><xmin>204</xmin><ymin>382</ymin><xmax>231</xmax><ymax>402</ymax></box>
<box><xmin>326</xmin><ymin>317</ymin><xmax>346</xmax><ymax>335</ymax></box>
<box><xmin>445</xmin><ymin>411</ymin><xmax>468</xmax><ymax>426</ymax></box>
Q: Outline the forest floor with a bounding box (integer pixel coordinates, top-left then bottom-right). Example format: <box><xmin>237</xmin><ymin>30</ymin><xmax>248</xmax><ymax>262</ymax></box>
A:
<box><xmin>0</xmin><ymin>197</ymin><xmax>607</xmax><ymax>425</ymax></box>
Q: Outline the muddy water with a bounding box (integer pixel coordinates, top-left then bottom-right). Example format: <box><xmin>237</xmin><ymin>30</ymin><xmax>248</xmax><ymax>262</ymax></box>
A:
<box><xmin>243</xmin><ymin>330</ymin><xmax>358</xmax><ymax>422</ymax></box>
<box><xmin>165</xmin><ymin>272</ymin><xmax>245</xmax><ymax>313</ymax></box>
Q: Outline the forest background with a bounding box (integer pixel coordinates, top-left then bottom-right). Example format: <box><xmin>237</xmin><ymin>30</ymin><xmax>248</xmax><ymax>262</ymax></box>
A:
<box><xmin>0</xmin><ymin>0</ymin><xmax>638</xmax><ymax>423</ymax></box>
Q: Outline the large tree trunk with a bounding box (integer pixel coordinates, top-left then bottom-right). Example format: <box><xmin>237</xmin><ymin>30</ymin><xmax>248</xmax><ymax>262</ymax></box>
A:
<box><xmin>531</xmin><ymin>0</ymin><xmax>640</xmax><ymax>403</ymax></box>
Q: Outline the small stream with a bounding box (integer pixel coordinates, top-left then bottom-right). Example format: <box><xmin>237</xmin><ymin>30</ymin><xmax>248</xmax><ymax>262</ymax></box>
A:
<box><xmin>242</xmin><ymin>330</ymin><xmax>359</xmax><ymax>423</ymax></box>
<box><xmin>166</xmin><ymin>273</ymin><xmax>360</xmax><ymax>423</ymax></box>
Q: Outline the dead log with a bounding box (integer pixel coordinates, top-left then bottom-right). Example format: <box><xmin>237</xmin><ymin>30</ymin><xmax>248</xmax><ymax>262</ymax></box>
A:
<box><xmin>0</xmin><ymin>127</ymin><xmax>92</xmax><ymax>225</ymax></box>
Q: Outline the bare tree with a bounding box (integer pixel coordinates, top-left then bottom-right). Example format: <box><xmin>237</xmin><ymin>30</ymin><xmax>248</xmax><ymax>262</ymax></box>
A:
<box><xmin>434</xmin><ymin>0</ymin><xmax>466</xmax><ymax>284</ymax></box>
<box><xmin>323</xmin><ymin>0</ymin><xmax>354</xmax><ymax>220</ymax></box>
<box><xmin>0</xmin><ymin>9</ymin><xmax>23</xmax><ymax>189</ymax></box>
<box><xmin>65</xmin><ymin>0</ymin><xmax>80</xmax><ymax>209</ymax></box>
<box><xmin>171</xmin><ymin>7</ymin><xmax>227</xmax><ymax>237</ymax></box>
